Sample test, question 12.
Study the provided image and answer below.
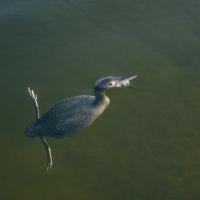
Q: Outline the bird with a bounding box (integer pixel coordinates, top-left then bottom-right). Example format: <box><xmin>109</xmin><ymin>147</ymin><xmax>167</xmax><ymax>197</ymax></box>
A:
<box><xmin>25</xmin><ymin>75</ymin><xmax>137</xmax><ymax>171</ymax></box>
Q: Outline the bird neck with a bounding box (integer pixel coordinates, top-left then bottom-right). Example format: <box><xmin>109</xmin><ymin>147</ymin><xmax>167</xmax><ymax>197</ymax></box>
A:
<box><xmin>94</xmin><ymin>87</ymin><xmax>107</xmax><ymax>103</ymax></box>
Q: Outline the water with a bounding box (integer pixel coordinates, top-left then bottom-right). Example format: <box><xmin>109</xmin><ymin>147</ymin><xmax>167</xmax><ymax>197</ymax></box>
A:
<box><xmin>1</xmin><ymin>0</ymin><xmax>200</xmax><ymax>199</ymax></box>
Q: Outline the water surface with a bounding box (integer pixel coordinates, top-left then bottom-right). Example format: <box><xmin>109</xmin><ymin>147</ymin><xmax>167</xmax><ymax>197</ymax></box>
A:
<box><xmin>0</xmin><ymin>0</ymin><xmax>200</xmax><ymax>199</ymax></box>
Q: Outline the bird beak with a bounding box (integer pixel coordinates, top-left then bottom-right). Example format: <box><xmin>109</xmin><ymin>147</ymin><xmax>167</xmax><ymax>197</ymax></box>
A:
<box><xmin>122</xmin><ymin>75</ymin><xmax>138</xmax><ymax>81</ymax></box>
<box><xmin>115</xmin><ymin>75</ymin><xmax>138</xmax><ymax>88</ymax></box>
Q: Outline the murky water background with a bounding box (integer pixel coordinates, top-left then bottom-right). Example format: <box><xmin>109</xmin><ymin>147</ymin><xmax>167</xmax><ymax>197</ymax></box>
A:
<box><xmin>1</xmin><ymin>0</ymin><xmax>200</xmax><ymax>199</ymax></box>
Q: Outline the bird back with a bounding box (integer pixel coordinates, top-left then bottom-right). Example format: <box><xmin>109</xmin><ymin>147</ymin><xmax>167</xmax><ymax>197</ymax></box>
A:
<box><xmin>31</xmin><ymin>95</ymin><xmax>97</xmax><ymax>137</ymax></box>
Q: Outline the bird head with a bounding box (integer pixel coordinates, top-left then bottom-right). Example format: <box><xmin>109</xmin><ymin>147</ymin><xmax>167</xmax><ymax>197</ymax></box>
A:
<box><xmin>94</xmin><ymin>75</ymin><xmax>137</xmax><ymax>93</ymax></box>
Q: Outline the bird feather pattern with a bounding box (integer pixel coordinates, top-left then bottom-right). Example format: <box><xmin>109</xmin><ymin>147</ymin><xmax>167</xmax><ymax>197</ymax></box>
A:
<box><xmin>31</xmin><ymin>95</ymin><xmax>103</xmax><ymax>137</ymax></box>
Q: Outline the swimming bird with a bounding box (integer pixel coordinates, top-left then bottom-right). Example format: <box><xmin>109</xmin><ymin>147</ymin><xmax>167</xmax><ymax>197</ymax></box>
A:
<box><xmin>25</xmin><ymin>75</ymin><xmax>137</xmax><ymax>170</ymax></box>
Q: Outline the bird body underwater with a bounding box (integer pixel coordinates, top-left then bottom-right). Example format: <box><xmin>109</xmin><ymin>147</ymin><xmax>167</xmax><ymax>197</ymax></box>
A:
<box><xmin>25</xmin><ymin>75</ymin><xmax>137</xmax><ymax>170</ymax></box>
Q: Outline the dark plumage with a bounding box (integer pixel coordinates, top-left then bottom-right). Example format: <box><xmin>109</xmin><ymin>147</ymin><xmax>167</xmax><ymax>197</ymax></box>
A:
<box><xmin>27</xmin><ymin>95</ymin><xmax>109</xmax><ymax>138</ymax></box>
<box><xmin>25</xmin><ymin>75</ymin><xmax>137</xmax><ymax>170</ymax></box>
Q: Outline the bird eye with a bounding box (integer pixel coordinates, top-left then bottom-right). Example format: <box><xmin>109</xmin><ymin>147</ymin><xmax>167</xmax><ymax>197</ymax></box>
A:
<box><xmin>109</xmin><ymin>81</ymin><xmax>114</xmax><ymax>86</ymax></box>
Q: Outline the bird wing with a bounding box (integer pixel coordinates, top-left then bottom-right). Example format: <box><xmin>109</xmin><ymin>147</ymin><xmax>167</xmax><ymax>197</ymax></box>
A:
<box><xmin>33</xmin><ymin>95</ymin><xmax>96</xmax><ymax>137</ymax></box>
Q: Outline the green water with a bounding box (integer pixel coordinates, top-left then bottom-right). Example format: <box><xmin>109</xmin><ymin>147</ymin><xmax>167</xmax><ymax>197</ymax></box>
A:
<box><xmin>1</xmin><ymin>0</ymin><xmax>200</xmax><ymax>199</ymax></box>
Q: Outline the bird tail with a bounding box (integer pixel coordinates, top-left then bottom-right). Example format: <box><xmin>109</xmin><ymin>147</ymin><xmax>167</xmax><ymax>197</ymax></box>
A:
<box><xmin>24</xmin><ymin>123</ymin><xmax>36</xmax><ymax>137</ymax></box>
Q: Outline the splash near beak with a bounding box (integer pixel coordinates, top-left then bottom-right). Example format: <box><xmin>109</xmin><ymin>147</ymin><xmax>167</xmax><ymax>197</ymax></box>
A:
<box><xmin>115</xmin><ymin>75</ymin><xmax>137</xmax><ymax>88</ymax></box>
